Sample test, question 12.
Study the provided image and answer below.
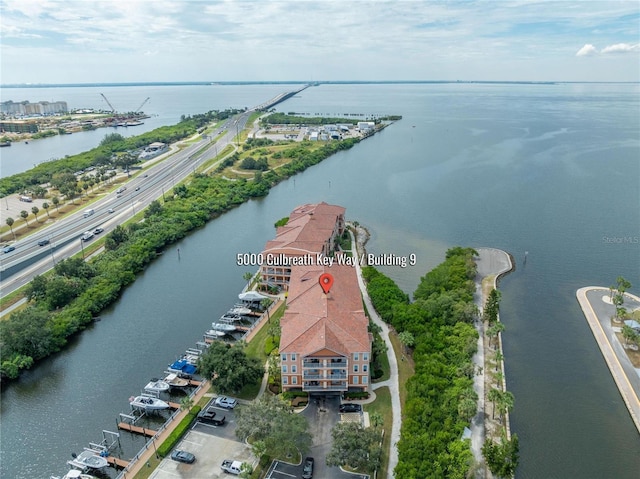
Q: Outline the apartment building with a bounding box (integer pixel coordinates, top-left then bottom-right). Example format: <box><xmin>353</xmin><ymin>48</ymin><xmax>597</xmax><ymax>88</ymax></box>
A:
<box><xmin>260</xmin><ymin>202</ymin><xmax>345</xmax><ymax>292</ymax></box>
<box><xmin>279</xmin><ymin>262</ymin><xmax>372</xmax><ymax>394</ymax></box>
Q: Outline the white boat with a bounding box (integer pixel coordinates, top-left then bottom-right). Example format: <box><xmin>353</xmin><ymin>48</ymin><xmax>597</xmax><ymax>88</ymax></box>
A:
<box><xmin>228</xmin><ymin>305</ymin><xmax>252</xmax><ymax>315</ymax></box>
<box><xmin>211</xmin><ymin>321</ymin><xmax>236</xmax><ymax>332</ymax></box>
<box><xmin>144</xmin><ymin>378</ymin><xmax>170</xmax><ymax>393</ymax></box>
<box><xmin>52</xmin><ymin>470</ymin><xmax>97</xmax><ymax>479</ymax></box>
<box><xmin>67</xmin><ymin>450</ymin><xmax>109</xmax><ymax>470</ymax></box>
<box><xmin>129</xmin><ymin>394</ymin><xmax>170</xmax><ymax>411</ymax></box>
<box><xmin>220</xmin><ymin>312</ymin><xmax>244</xmax><ymax>322</ymax></box>
<box><xmin>238</xmin><ymin>291</ymin><xmax>268</xmax><ymax>302</ymax></box>
<box><xmin>204</xmin><ymin>328</ymin><xmax>227</xmax><ymax>338</ymax></box>
<box><xmin>164</xmin><ymin>372</ymin><xmax>190</xmax><ymax>389</ymax></box>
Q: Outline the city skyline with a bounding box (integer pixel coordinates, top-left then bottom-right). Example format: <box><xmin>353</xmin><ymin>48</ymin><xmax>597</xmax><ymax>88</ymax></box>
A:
<box><xmin>1</xmin><ymin>0</ymin><xmax>639</xmax><ymax>84</ymax></box>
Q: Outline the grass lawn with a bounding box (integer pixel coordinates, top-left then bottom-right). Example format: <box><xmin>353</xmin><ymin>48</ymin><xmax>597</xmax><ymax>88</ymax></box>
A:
<box><xmin>364</xmin><ymin>386</ymin><xmax>392</xmax><ymax>478</ymax></box>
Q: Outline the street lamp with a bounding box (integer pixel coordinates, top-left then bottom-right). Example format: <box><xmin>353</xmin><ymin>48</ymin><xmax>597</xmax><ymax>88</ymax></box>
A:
<box><xmin>80</xmin><ymin>238</ymin><xmax>85</xmax><ymax>259</ymax></box>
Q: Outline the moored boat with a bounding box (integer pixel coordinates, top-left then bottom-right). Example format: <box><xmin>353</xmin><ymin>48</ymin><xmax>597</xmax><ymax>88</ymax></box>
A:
<box><xmin>0</xmin><ymin>141</ymin><xmax>11</xmax><ymax>147</ymax></box>
<box><xmin>129</xmin><ymin>394</ymin><xmax>170</xmax><ymax>411</ymax></box>
<box><xmin>211</xmin><ymin>320</ymin><xmax>236</xmax><ymax>332</ymax></box>
<box><xmin>228</xmin><ymin>305</ymin><xmax>252</xmax><ymax>316</ymax></box>
<box><xmin>51</xmin><ymin>469</ymin><xmax>97</xmax><ymax>479</ymax></box>
<box><xmin>167</xmin><ymin>358</ymin><xmax>197</xmax><ymax>377</ymax></box>
<box><xmin>67</xmin><ymin>450</ymin><xmax>109</xmax><ymax>470</ymax></box>
<box><xmin>164</xmin><ymin>372</ymin><xmax>190</xmax><ymax>389</ymax></box>
<box><xmin>144</xmin><ymin>378</ymin><xmax>170</xmax><ymax>393</ymax></box>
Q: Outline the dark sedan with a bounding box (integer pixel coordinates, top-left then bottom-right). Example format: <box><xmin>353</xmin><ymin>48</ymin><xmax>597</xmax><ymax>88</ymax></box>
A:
<box><xmin>171</xmin><ymin>449</ymin><xmax>195</xmax><ymax>464</ymax></box>
<box><xmin>339</xmin><ymin>403</ymin><xmax>362</xmax><ymax>413</ymax></box>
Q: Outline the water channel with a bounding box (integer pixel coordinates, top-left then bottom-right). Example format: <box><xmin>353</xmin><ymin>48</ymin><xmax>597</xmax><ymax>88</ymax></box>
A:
<box><xmin>1</xmin><ymin>83</ymin><xmax>639</xmax><ymax>478</ymax></box>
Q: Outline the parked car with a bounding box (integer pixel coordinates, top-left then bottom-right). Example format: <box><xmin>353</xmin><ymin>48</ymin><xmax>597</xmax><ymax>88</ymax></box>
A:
<box><xmin>302</xmin><ymin>456</ymin><xmax>314</xmax><ymax>479</ymax></box>
<box><xmin>339</xmin><ymin>403</ymin><xmax>362</xmax><ymax>413</ymax></box>
<box><xmin>2</xmin><ymin>245</ymin><xmax>16</xmax><ymax>254</ymax></box>
<box><xmin>37</xmin><ymin>239</ymin><xmax>50</xmax><ymax>246</ymax></box>
<box><xmin>170</xmin><ymin>449</ymin><xmax>195</xmax><ymax>464</ymax></box>
<box><xmin>214</xmin><ymin>396</ymin><xmax>238</xmax><ymax>409</ymax></box>
<box><xmin>197</xmin><ymin>406</ymin><xmax>226</xmax><ymax>426</ymax></box>
<box><xmin>93</xmin><ymin>227</ymin><xmax>104</xmax><ymax>235</ymax></box>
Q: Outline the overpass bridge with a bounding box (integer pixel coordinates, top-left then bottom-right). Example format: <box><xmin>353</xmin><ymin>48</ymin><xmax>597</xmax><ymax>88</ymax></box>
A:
<box><xmin>252</xmin><ymin>84</ymin><xmax>310</xmax><ymax>111</ymax></box>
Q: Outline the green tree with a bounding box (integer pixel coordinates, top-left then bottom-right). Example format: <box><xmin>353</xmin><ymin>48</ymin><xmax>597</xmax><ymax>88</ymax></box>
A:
<box><xmin>5</xmin><ymin>217</ymin><xmax>15</xmax><ymax>237</ymax></box>
<box><xmin>20</xmin><ymin>210</ymin><xmax>29</xmax><ymax>226</ymax></box>
<box><xmin>51</xmin><ymin>195</ymin><xmax>60</xmax><ymax>212</ymax></box>
<box><xmin>326</xmin><ymin>422</ymin><xmax>382</xmax><ymax>473</ymax></box>
<box><xmin>487</xmin><ymin>322</ymin><xmax>505</xmax><ymax>349</ymax></box>
<box><xmin>197</xmin><ymin>341</ymin><xmax>263</xmax><ymax>394</ymax></box>
<box><xmin>42</xmin><ymin>202</ymin><xmax>50</xmax><ymax>218</ymax></box>
<box><xmin>483</xmin><ymin>288</ymin><xmax>501</xmax><ymax>324</ymax></box>
<box><xmin>145</xmin><ymin>199</ymin><xmax>163</xmax><ymax>218</ymax></box>
<box><xmin>31</xmin><ymin>206</ymin><xmax>40</xmax><ymax>221</ymax></box>
<box><xmin>398</xmin><ymin>330</ymin><xmax>415</xmax><ymax>354</ymax></box>
<box><xmin>100</xmin><ymin>132</ymin><xmax>125</xmax><ymax>146</ymax></box>
<box><xmin>105</xmin><ymin>225</ymin><xmax>129</xmax><ymax>250</ymax></box>
<box><xmin>235</xmin><ymin>395</ymin><xmax>312</xmax><ymax>459</ymax></box>
<box><xmin>26</xmin><ymin>275</ymin><xmax>48</xmax><ymax>301</ymax></box>
<box><xmin>482</xmin><ymin>433</ymin><xmax>519</xmax><ymax>478</ymax></box>
<box><xmin>622</xmin><ymin>325</ymin><xmax>639</xmax><ymax>349</ymax></box>
<box><xmin>243</xmin><ymin>271</ymin><xmax>253</xmax><ymax>289</ymax></box>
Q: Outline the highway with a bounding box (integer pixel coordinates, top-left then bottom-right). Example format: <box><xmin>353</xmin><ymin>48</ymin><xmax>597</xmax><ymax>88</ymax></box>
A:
<box><xmin>0</xmin><ymin>109</ymin><xmax>253</xmax><ymax>297</ymax></box>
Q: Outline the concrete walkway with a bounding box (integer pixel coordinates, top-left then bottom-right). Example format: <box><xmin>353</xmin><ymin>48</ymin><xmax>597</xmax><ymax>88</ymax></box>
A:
<box><xmin>470</xmin><ymin>247</ymin><xmax>513</xmax><ymax>476</ymax></box>
<box><xmin>577</xmin><ymin>287</ymin><xmax>640</xmax><ymax>434</ymax></box>
<box><xmin>350</xmin><ymin>229</ymin><xmax>401</xmax><ymax>479</ymax></box>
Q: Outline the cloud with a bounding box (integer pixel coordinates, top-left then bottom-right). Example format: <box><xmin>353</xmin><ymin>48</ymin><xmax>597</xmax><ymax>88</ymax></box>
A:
<box><xmin>576</xmin><ymin>44</ymin><xmax>597</xmax><ymax>56</ymax></box>
<box><xmin>601</xmin><ymin>42</ymin><xmax>640</xmax><ymax>54</ymax></box>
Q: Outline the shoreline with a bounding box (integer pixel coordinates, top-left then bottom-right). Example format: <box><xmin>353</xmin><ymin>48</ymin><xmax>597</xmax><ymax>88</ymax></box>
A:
<box><xmin>576</xmin><ymin>287</ymin><xmax>640</xmax><ymax>434</ymax></box>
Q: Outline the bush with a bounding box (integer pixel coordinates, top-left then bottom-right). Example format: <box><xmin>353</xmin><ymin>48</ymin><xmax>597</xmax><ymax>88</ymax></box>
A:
<box><xmin>156</xmin><ymin>406</ymin><xmax>200</xmax><ymax>457</ymax></box>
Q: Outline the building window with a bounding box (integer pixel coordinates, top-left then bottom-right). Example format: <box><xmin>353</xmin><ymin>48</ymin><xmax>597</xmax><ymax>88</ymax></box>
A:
<box><xmin>291</xmin><ymin>353</ymin><xmax>296</xmax><ymax>361</ymax></box>
<box><xmin>354</xmin><ymin>352</ymin><xmax>359</xmax><ymax>361</ymax></box>
<box><xmin>353</xmin><ymin>364</ymin><xmax>359</xmax><ymax>372</ymax></box>
<box><xmin>291</xmin><ymin>365</ymin><xmax>297</xmax><ymax>373</ymax></box>
<box><xmin>282</xmin><ymin>353</ymin><xmax>287</xmax><ymax>361</ymax></box>
<box><xmin>363</xmin><ymin>364</ymin><xmax>368</xmax><ymax>372</ymax></box>
<box><xmin>283</xmin><ymin>377</ymin><xmax>288</xmax><ymax>385</ymax></box>
<box><xmin>282</xmin><ymin>365</ymin><xmax>288</xmax><ymax>373</ymax></box>
<box><xmin>353</xmin><ymin>376</ymin><xmax>359</xmax><ymax>384</ymax></box>
<box><xmin>363</xmin><ymin>352</ymin><xmax>369</xmax><ymax>361</ymax></box>
<box><xmin>292</xmin><ymin>376</ymin><xmax>297</xmax><ymax>385</ymax></box>
<box><xmin>363</xmin><ymin>376</ymin><xmax>368</xmax><ymax>384</ymax></box>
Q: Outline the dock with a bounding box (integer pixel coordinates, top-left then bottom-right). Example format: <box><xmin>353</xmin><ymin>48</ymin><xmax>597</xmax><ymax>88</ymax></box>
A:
<box><xmin>117</xmin><ymin>422</ymin><xmax>157</xmax><ymax>437</ymax></box>
<box><xmin>106</xmin><ymin>456</ymin><xmax>130</xmax><ymax>469</ymax></box>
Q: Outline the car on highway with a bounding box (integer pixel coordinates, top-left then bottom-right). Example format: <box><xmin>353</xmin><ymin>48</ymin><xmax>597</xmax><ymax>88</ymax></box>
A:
<box><xmin>81</xmin><ymin>231</ymin><xmax>94</xmax><ymax>242</ymax></box>
<box><xmin>37</xmin><ymin>239</ymin><xmax>50</xmax><ymax>246</ymax></box>
<box><xmin>2</xmin><ymin>245</ymin><xmax>16</xmax><ymax>254</ymax></box>
<box><xmin>339</xmin><ymin>403</ymin><xmax>362</xmax><ymax>413</ymax></box>
<box><xmin>135</xmin><ymin>186</ymin><xmax>140</xmax><ymax>191</ymax></box>
<box><xmin>108</xmin><ymin>208</ymin><xmax>115</xmax><ymax>214</ymax></box>
<box><xmin>93</xmin><ymin>227</ymin><xmax>104</xmax><ymax>235</ymax></box>
<box><xmin>170</xmin><ymin>449</ymin><xmax>195</xmax><ymax>464</ymax></box>
<box><xmin>302</xmin><ymin>456</ymin><xmax>314</xmax><ymax>479</ymax></box>
<box><xmin>214</xmin><ymin>396</ymin><xmax>238</xmax><ymax>409</ymax></box>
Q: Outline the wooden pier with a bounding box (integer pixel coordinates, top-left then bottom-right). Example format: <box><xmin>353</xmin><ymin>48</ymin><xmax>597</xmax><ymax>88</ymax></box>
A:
<box><xmin>117</xmin><ymin>422</ymin><xmax>157</xmax><ymax>437</ymax></box>
<box><xmin>106</xmin><ymin>455</ymin><xmax>130</xmax><ymax>469</ymax></box>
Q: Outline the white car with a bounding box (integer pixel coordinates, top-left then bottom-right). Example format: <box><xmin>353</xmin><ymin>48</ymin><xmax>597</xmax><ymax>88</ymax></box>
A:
<box><xmin>214</xmin><ymin>396</ymin><xmax>238</xmax><ymax>409</ymax></box>
<box><xmin>81</xmin><ymin>231</ymin><xmax>94</xmax><ymax>242</ymax></box>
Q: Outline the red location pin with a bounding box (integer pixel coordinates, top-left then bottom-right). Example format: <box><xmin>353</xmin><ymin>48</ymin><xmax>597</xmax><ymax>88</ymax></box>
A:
<box><xmin>319</xmin><ymin>273</ymin><xmax>334</xmax><ymax>294</ymax></box>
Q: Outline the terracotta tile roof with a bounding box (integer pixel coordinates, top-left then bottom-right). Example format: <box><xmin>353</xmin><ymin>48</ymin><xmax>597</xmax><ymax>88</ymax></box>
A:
<box><xmin>263</xmin><ymin>202</ymin><xmax>345</xmax><ymax>256</ymax></box>
<box><xmin>280</xmin><ymin>262</ymin><xmax>370</xmax><ymax>357</ymax></box>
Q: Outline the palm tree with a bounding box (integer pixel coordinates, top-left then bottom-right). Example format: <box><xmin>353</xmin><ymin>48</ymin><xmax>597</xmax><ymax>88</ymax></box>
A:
<box><xmin>493</xmin><ymin>350</ymin><xmax>504</xmax><ymax>372</ymax></box>
<box><xmin>398</xmin><ymin>330</ymin><xmax>415</xmax><ymax>355</ymax></box>
<box><xmin>179</xmin><ymin>396</ymin><xmax>194</xmax><ymax>411</ymax></box>
<box><xmin>20</xmin><ymin>210</ymin><xmax>29</xmax><ymax>226</ymax></box>
<box><xmin>52</xmin><ymin>196</ymin><xmax>60</xmax><ymax>212</ymax></box>
<box><xmin>261</xmin><ymin>297</ymin><xmax>273</xmax><ymax>322</ymax></box>
<box><xmin>495</xmin><ymin>390</ymin><xmax>515</xmax><ymax>423</ymax></box>
<box><xmin>487</xmin><ymin>388</ymin><xmax>502</xmax><ymax>420</ymax></box>
<box><xmin>243</xmin><ymin>271</ymin><xmax>253</xmax><ymax>289</ymax></box>
<box><xmin>31</xmin><ymin>206</ymin><xmax>40</xmax><ymax>222</ymax></box>
<box><xmin>42</xmin><ymin>202</ymin><xmax>50</xmax><ymax>218</ymax></box>
<box><xmin>5</xmin><ymin>217</ymin><xmax>15</xmax><ymax>237</ymax></box>
<box><xmin>487</xmin><ymin>322</ymin><xmax>505</xmax><ymax>349</ymax></box>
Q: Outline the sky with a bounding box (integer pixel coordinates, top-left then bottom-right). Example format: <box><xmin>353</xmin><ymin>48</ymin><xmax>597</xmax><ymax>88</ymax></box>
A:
<box><xmin>1</xmin><ymin>0</ymin><xmax>639</xmax><ymax>84</ymax></box>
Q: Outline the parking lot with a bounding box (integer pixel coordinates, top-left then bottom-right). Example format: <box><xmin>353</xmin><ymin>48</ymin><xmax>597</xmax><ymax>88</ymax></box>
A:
<box><xmin>149</xmin><ymin>402</ymin><xmax>255</xmax><ymax>479</ymax></box>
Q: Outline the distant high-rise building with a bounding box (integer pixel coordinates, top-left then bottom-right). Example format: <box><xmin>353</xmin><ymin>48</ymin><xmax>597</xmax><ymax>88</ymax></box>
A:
<box><xmin>1</xmin><ymin>100</ymin><xmax>68</xmax><ymax>115</ymax></box>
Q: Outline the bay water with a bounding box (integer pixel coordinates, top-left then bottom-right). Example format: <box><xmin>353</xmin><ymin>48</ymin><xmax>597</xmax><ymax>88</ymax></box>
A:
<box><xmin>0</xmin><ymin>83</ymin><xmax>638</xmax><ymax>478</ymax></box>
